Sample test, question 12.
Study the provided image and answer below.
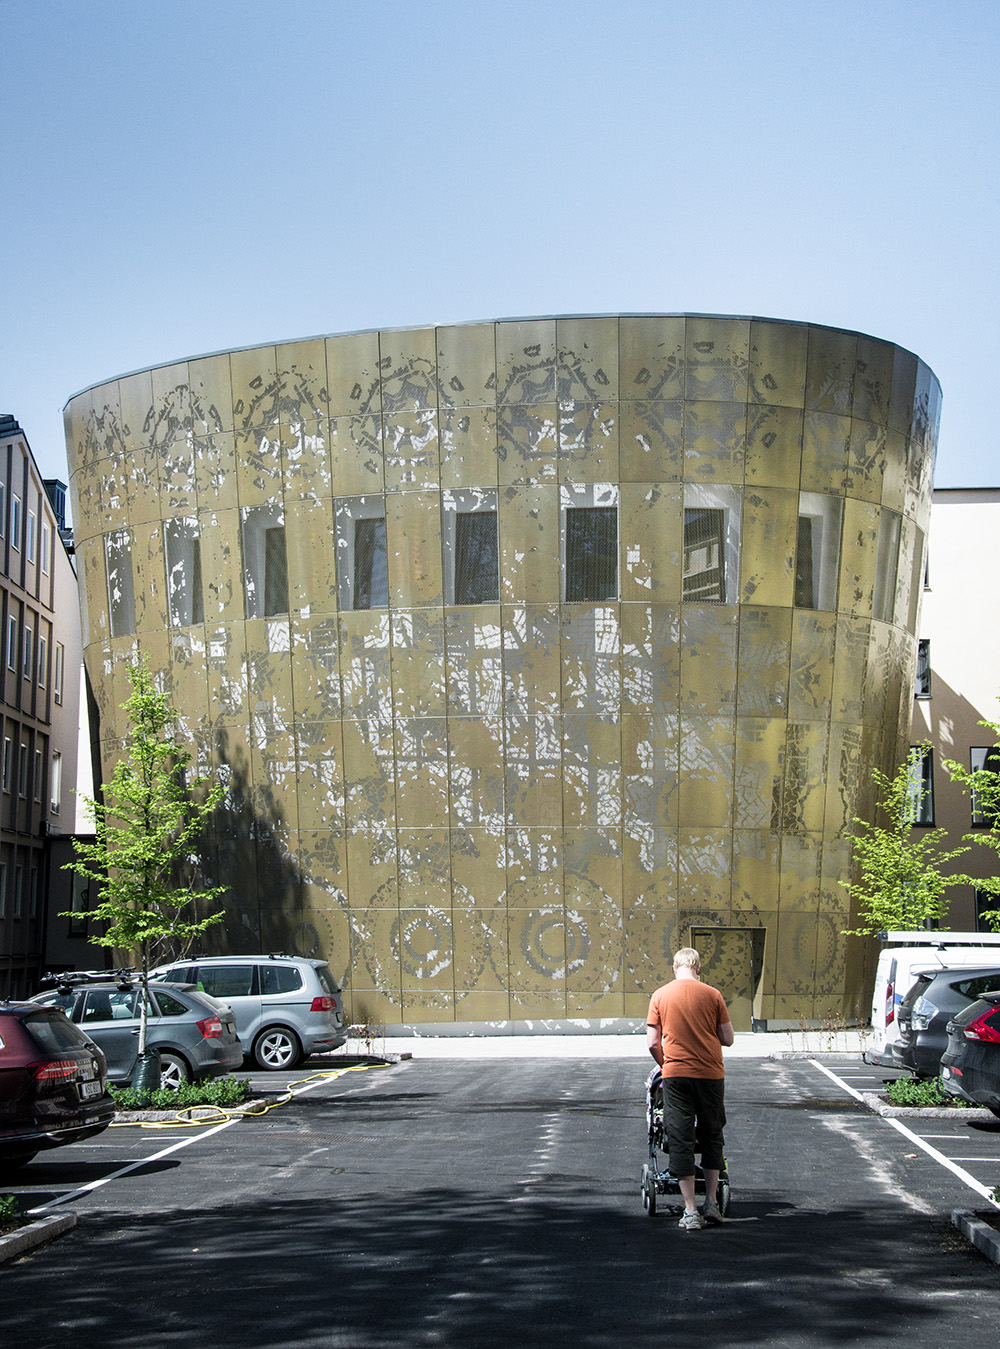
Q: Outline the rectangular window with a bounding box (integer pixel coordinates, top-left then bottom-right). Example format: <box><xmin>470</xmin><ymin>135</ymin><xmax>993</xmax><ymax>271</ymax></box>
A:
<box><xmin>11</xmin><ymin>494</ymin><xmax>21</xmax><ymax>551</ymax></box>
<box><xmin>682</xmin><ymin>485</ymin><xmax>741</xmax><ymax>604</ymax></box>
<box><xmin>336</xmin><ymin>498</ymin><xmax>388</xmax><ymax>610</ymax></box>
<box><xmin>18</xmin><ymin>743</ymin><xmax>28</xmax><ymax>798</ymax></box>
<box><xmin>22</xmin><ymin>622</ymin><xmax>32</xmax><ymax>680</ymax></box>
<box><xmin>561</xmin><ymin>483</ymin><xmax>618</xmax><ymax>603</ymax></box>
<box><xmin>26</xmin><ymin>510</ymin><xmax>36</xmax><ymax>564</ymax></box>
<box><xmin>13</xmin><ymin>865</ymin><xmax>23</xmax><ymax>918</ymax></box>
<box><xmin>443</xmin><ymin>489</ymin><xmax>499</xmax><ymax>605</ymax></box>
<box><xmin>105</xmin><ymin>530</ymin><xmax>136</xmax><ymax>637</ymax></box>
<box><xmin>241</xmin><ymin>507</ymin><xmax>288</xmax><ymax>618</ymax></box>
<box><xmin>915</xmin><ymin>639</ymin><xmax>931</xmax><ymax>698</ymax></box>
<box><xmin>33</xmin><ymin>748</ymin><xmax>42</xmax><ymax>802</ymax></box>
<box><xmin>795</xmin><ymin>493</ymin><xmax>843</xmax><ymax>610</ymax></box>
<box><xmin>873</xmin><ymin>508</ymin><xmax>902</xmax><ymax>623</ymax></box>
<box><xmin>41</xmin><ymin>520</ymin><xmax>51</xmax><ymax>575</ymax></box>
<box><xmin>29</xmin><ymin>867</ymin><xmax>38</xmax><ymax>918</ymax></box>
<box><xmin>164</xmin><ymin>517</ymin><xmax>205</xmax><ymax>627</ymax></box>
<box><xmin>2</xmin><ymin>737</ymin><xmax>10</xmax><ymax>793</ymax></box>
<box><xmin>37</xmin><ymin>633</ymin><xmax>47</xmax><ymax>688</ymax></box>
<box><xmin>971</xmin><ymin>747</ymin><xmax>1000</xmax><ymax>827</ymax></box>
<box><xmin>906</xmin><ymin>746</ymin><xmax>934</xmax><ymax>826</ymax></box>
<box><xmin>0</xmin><ymin>483</ymin><xmax>5</xmax><ymax>539</ymax></box>
<box><xmin>54</xmin><ymin>642</ymin><xmax>64</xmax><ymax>704</ymax></box>
<box><xmin>6</xmin><ymin>615</ymin><xmax>16</xmax><ymax>671</ymax></box>
<box><xmin>50</xmin><ymin>750</ymin><xmax>62</xmax><ymax>816</ymax></box>
<box><xmin>0</xmin><ymin>863</ymin><xmax>6</xmax><ymax>918</ymax></box>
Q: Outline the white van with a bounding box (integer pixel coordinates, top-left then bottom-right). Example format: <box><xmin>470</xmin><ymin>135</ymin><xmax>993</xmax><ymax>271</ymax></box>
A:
<box><xmin>866</xmin><ymin>930</ymin><xmax>1000</xmax><ymax>1067</ymax></box>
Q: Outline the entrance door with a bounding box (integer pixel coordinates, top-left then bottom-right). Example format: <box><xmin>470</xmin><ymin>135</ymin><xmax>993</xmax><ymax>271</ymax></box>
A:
<box><xmin>690</xmin><ymin>927</ymin><xmax>764</xmax><ymax>1032</ymax></box>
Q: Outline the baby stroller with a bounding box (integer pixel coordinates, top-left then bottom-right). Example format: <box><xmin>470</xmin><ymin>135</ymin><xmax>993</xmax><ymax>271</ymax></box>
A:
<box><xmin>641</xmin><ymin>1067</ymin><xmax>731</xmax><ymax>1217</ymax></box>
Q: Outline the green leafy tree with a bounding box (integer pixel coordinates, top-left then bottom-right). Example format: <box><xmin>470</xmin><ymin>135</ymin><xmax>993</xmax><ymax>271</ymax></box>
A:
<box><xmin>943</xmin><ymin>722</ymin><xmax>1000</xmax><ymax>930</ymax></box>
<box><xmin>841</xmin><ymin>748</ymin><xmax>972</xmax><ymax>937</ymax></box>
<box><xmin>64</xmin><ymin>659</ymin><xmax>226</xmax><ymax>1054</ymax></box>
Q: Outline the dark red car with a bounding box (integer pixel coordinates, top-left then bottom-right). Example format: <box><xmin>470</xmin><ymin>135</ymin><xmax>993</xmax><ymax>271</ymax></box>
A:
<box><xmin>0</xmin><ymin>1001</ymin><xmax>115</xmax><ymax>1169</ymax></box>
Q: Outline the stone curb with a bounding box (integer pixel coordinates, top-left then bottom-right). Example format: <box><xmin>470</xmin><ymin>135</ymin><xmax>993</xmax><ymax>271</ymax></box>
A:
<box><xmin>859</xmin><ymin>1090</ymin><xmax>996</xmax><ymax>1120</ymax></box>
<box><xmin>952</xmin><ymin>1209</ymin><xmax>1000</xmax><ymax>1263</ymax></box>
<box><xmin>0</xmin><ymin>1212</ymin><xmax>77</xmax><ymax>1265</ymax></box>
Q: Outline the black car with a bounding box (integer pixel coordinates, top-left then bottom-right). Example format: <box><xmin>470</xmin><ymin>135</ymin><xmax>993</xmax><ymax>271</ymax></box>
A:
<box><xmin>0</xmin><ymin>1001</ymin><xmax>115</xmax><ymax>1169</ymax></box>
<box><xmin>940</xmin><ymin>992</ymin><xmax>1000</xmax><ymax>1116</ymax></box>
<box><xmin>893</xmin><ymin>966</ymin><xmax>1000</xmax><ymax>1078</ymax></box>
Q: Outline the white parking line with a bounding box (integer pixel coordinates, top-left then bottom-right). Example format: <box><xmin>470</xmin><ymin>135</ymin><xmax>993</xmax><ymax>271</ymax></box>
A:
<box><xmin>810</xmin><ymin>1059</ymin><xmax>1000</xmax><ymax>1209</ymax></box>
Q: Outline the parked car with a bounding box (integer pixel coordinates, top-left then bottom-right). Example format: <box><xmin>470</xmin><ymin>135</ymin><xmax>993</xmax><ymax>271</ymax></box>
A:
<box><xmin>940</xmin><ymin>992</ymin><xmax>1000</xmax><ymax>1116</ymax></box>
<box><xmin>31</xmin><ymin>977</ymin><xmax>243</xmax><ymax>1088</ymax></box>
<box><xmin>150</xmin><ymin>955</ymin><xmax>347</xmax><ymax>1069</ymax></box>
<box><xmin>893</xmin><ymin>966</ymin><xmax>1000</xmax><ymax>1078</ymax></box>
<box><xmin>1</xmin><ymin>1001</ymin><xmax>115</xmax><ymax>1169</ymax></box>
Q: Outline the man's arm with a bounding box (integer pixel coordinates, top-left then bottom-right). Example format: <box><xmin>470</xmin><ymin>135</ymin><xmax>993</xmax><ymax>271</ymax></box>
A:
<box><xmin>646</xmin><ymin>1023</ymin><xmax>663</xmax><ymax>1066</ymax></box>
<box><xmin>718</xmin><ymin>1018</ymin><xmax>735</xmax><ymax>1047</ymax></box>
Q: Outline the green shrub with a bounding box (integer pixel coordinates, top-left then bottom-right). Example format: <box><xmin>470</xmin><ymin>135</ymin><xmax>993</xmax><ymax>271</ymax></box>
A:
<box><xmin>111</xmin><ymin>1075</ymin><xmax>252</xmax><ymax>1111</ymax></box>
<box><xmin>885</xmin><ymin>1076</ymin><xmax>972</xmax><ymax>1107</ymax></box>
<box><xmin>0</xmin><ymin>1194</ymin><xmax>21</xmax><ymax>1224</ymax></box>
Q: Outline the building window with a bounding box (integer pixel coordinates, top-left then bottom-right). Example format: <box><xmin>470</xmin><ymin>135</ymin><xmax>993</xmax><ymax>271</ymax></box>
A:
<box><xmin>26</xmin><ymin>510</ymin><xmax>36</xmax><ymax>564</ymax></box>
<box><xmin>41</xmin><ymin>520</ymin><xmax>51</xmax><ymax>575</ymax></box>
<box><xmin>906</xmin><ymin>746</ymin><xmax>934</xmax><ymax>826</ymax></box>
<box><xmin>13</xmin><ymin>865</ymin><xmax>23</xmax><ymax>918</ymax></box>
<box><xmin>37</xmin><ymin>633</ymin><xmax>47</xmax><ymax>688</ymax></box>
<box><xmin>18</xmin><ymin>743</ymin><xmax>28</xmax><ymax>798</ymax></box>
<box><xmin>795</xmin><ymin>492</ymin><xmax>842</xmax><ymax>610</ymax></box>
<box><xmin>105</xmin><ymin>530</ymin><xmax>136</xmax><ymax>637</ymax></box>
<box><xmin>33</xmin><ymin>748</ymin><xmax>42</xmax><ymax>802</ymax></box>
<box><xmin>335</xmin><ymin>497</ymin><xmax>389</xmax><ymax>610</ymax></box>
<box><xmin>0</xmin><ymin>863</ymin><xmax>6</xmax><ymax>918</ymax></box>
<box><xmin>0</xmin><ymin>482</ymin><xmax>5</xmax><ymax>539</ymax></box>
<box><xmin>29</xmin><ymin>867</ymin><xmax>38</xmax><ymax>919</ymax></box>
<box><xmin>164</xmin><ymin>517</ymin><xmax>205</xmax><ymax>627</ymax></box>
<box><xmin>11</xmin><ymin>494</ymin><xmax>21</xmax><ymax>551</ymax></box>
<box><xmin>54</xmin><ymin>642</ymin><xmax>64</xmax><ymax>704</ymax></box>
<box><xmin>971</xmin><ymin>747</ymin><xmax>1000</xmax><ymax>827</ymax></box>
<box><xmin>443</xmin><ymin>489</ymin><xmax>499</xmax><ymax>605</ymax></box>
<box><xmin>22</xmin><ymin>622</ymin><xmax>32</xmax><ymax>680</ymax></box>
<box><xmin>2</xmin><ymin>738</ymin><xmax>10</xmax><ymax>793</ymax></box>
<box><xmin>50</xmin><ymin>750</ymin><xmax>62</xmax><ymax>816</ymax></box>
<box><xmin>6</xmin><ymin>616</ymin><xmax>16</xmax><ymax>671</ymax></box>
<box><xmin>915</xmin><ymin>639</ymin><xmax>931</xmax><ymax>698</ymax></box>
<box><xmin>873</xmin><ymin>508</ymin><xmax>902</xmax><ymax>623</ymax></box>
<box><xmin>561</xmin><ymin>483</ymin><xmax>618</xmax><ymax>603</ymax></box>
<box><xmin>683</xmin><ymin>484</ymin><xmax>741</xmax><ymax>603</ymax></box>
<box><xmin>241</xmin><ymin>507</ymin><xmax>288</xmax><ymax>618</ymax></box>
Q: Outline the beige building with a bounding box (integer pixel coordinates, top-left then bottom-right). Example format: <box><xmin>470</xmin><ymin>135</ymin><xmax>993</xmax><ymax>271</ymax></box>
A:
<box><xmin>911</xmin><ymin>488</ymin><xmax>1000</xmax><ymax>928</ymax></box>
<box><xmin>62</xmin><ymin>315</ymin><xmax>939</xmax><ymax>1030</ymax></box>
<box><xmin>0</xmin><ymin>415</ymin><xmax>89</xmax><ymax>998</ymax></box>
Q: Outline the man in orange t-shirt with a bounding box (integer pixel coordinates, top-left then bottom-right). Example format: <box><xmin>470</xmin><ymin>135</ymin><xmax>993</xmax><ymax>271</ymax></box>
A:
<box><xmin>647</xmin><ymin>946</ymin><xmax>734</xmax><ymax>1231</ymax></box>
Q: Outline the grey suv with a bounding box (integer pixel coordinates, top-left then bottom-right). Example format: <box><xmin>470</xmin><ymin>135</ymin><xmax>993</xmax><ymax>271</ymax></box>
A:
<box><xmin>150</xmin><ymin>955</ymin><xmax>347</xmax><ymax>1069</ymax></box>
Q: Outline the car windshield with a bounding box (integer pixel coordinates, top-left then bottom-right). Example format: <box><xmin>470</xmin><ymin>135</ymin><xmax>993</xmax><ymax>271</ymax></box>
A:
<box><xmin>22</xmin><ymin>1010</ymin><xmax>94</xmax><ymax>1053</ymax></box>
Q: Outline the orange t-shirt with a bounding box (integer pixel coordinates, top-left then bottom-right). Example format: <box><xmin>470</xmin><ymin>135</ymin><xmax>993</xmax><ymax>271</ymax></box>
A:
<box><xmin>647</xmin><ymin>978</ymin><xmax>730</xmax><ymax>1079</ymax></box>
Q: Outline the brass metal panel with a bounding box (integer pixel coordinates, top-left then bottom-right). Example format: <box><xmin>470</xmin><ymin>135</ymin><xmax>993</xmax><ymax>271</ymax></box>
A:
<box><xmin>383</xmin><ymin>410</ymin><xmax>440</xmax><ymax>492</ymax></box>
<box><xmin>732</xmin><ymin>828</ymin><xmax>780</xmax><ymax>913</ymax></box>
<box><xmin>622</xmin><ymin>603</ymin><xmax>681</xmax><ymax>713</ymax></box>
<box><xmin>620</xmin><ymin>315</ymin><xmax>686</xmax><ymax>401</ymax></box>
<box><xmin>733</xmin><ymin>717</ymin><xmax>784</xmax><ymax>830</ymax></box>
<box><xmin>682</xmin><ymin>401</ymin><xmax>747</xmax><ymax>482</ymax></box>
<box><xmin>686</xmin><ymin>317</ymin><xmax>750</xmax><ymax>403</ymax></box>
<box><xmin>563</xmin><ymin>713</ymin><xmax>622</xmax><ymax>827</ymax></box>
<box><xmin>447</xmin><ymin>715</ymin><xmax>505</xmax><ymax>831</ymax></box>
<box><xmin>194</xmin><ymin>432</ymin><xmax>240</xmax><ymax>512</ymax></box>
<box><xmin>189</xmin><ymin>353</ymin><xmax>234</xmax><ymax>434</ymax></box>
<box><xmin>326</xmin><ymin>332</ymin><xmax>382</xmax><ymax>418</ymax></box>
<box><xmin>561</xmin><ymin>606</ymin><xmax>621</xmax><ymax>712</ymax></box>
<box><xmin>853</xmin><ymin>336</ymin><xmax>894</xmax><ymax>426</ymax></box>
<box><xmin>394</xmin><ymin>717</ymin><xmax>450</xmax><ymax>827</ymax></box>
<box><xmin>619</xmin><ymin>401</ymin><xmax>683</xmax><ymax>484</ymax></box>
<box><xmin>780</xmin><ymin>723</ymin><xmax>828</xmax><ymax>835</ymax></box>
<box><xmin>679</xmin><ymin>607</ymin><xmax>738</xmax><ymax>715</ymax></box>
<box><xmin>378</xmin><ymin>327</ymin><xmax>437</xmax><ymax>415</ymax></box>
<box><xmin>838</xmin><ymin>498</ymin><xmax>879</xmax><ymax>619</ymax></box>
<box><xmin>623</xmin><ymin>710</ymin><xmax>679</xmax><ymax>831</ymax></box>
<box><xmin>386</xmin><ymin>493</ymin><xmax>443</xmax><ymax>607</ymax></box>
<box><xmin>339</xmin><ymin>610</ymin><xmax>392</xmax><ymax>720</ymax></box>
<box><xmin>497</xmin><ymin>404</ymin><xmax>559</xmax><ymax>485</ymax></box>
<box><xmin>805</xmin><ymin>327</ymin><xmax>857</xmax><ymax>416</ymax></box>
<box><xmin>678</xmin><ymin>827</ymin><xmax>732</xmax><ymax>913</ymax></box>
<box><xmin>231</xmin><ymin>345</ymin><xmax>280</xmax><ymax>444</ymax></box>
<box><xmin>285</xmin><ymin>497</ymin><xmax>338</xmax><ymax>616</ymax></box>
<box><xmin>444</xmin><ymin>607</ymin><xmax>503</xmax><ymax>717</ymax></box>
<box><xmin>749</xmin><ymin>320</ymin><xmax>808</xmax><ymax>408</ymax></box>
<box><xmin>391</xmin><ymin>609</ymin><xmax>446</xmax><ymax>717</ymax></box>
<box><xmin>439</xmin><ymin>407</ymin><xmax>499</xmax><ymax>488</ymax></box>
<box><xmin>737</xmin><ymin>607</ymin><xmax>792</xmax><ymax>716</ymax></box>
<box><xmin>745</xmin><ymin>405</ymin><xmax>804</xmax><ymax>489</ymax></box>
<box><xmin>496</xmin><ymin>319</ymin><xmax>556</xmax><ymax>404</ymax></box>
<box><xmin>621</xmin><ymin>483</ymin><xmax>682</xmax><ymax>600</ymax></box>
<box><xmin>557</xmin><ymin>316</ymin><xmax>619</xmax><ymax>401</ymax></box>
<box><xmin>881</xmin><ymin>428</ymin><xmax>908</xmax><ymax>513</ymax></box>
<box><xmin>504</xmin><ymin>713</ymin><xmax>563</xmax><ymax>826</ymax></box>
<box><xmin>503</xmin><ymin>604</ymin><xmax>560</xmax><ymax>714</ymax></box>
<box><xmin>158</xmin><ymin>437</ymin><xmax>198</xmax><ymax>518</ymax></box>
<box><xmin>330</xmin><ymin>415</ymin><xmax>384</xmax><ymax>496</ymax></box>
<box><xmin>282</xmin><ymin>420</ymin><xmax>332</xmax><ymax>502</ymax></box>
<box><xmin>200</xmin><ymin>511</ymin><xmax>245</xmax><ymax>623</ymax></box>
<box><xmin>739</xmin><ymin>487</ymin><xmax>797</xmax><ymax>607</ymax></box>
<box><xmin>234</xmin><ymin>428</ymin><xmax>283</xmax><ymax>510</ymax></box>
<box><xmin>291</xmin><ymin>614</ymin><xmax>342</xmax><ymax>721</ymax></box>
<box><xmin>499</xmin><ymin>486</ymin><xmax>560</xmax><ymax>602</ymax></box>
<box><xmin>677</xmin><ymin>715</ymin><xmax>734</xmax><ymax>828</ymax></box>
<box><xmin>437</xmin><ymin>323</ymin><xmax>496</xmax><ymax>408</ymax></box>
<box><xmin>276</xmin><ymin>340</ymin><xmax>329</xmax><ymax>425</ymax></box>
<box><xmin>846</xmin><ymin>419</ymin><xmax>886</xmax><ymax>505</ymax></box>
<box><xmin>801</xmin><ymin>411</ymin><xmax>850</xmax><ymax>491</ymax></box>
<box><xmin>788</xmin><ymin>611</ymin><xmax>836</xmax><ymax>720</ymax></box>
<box><xmin>295</xmin><ymin>721</ymin><xmax>346</xmax><ymax>831</ymax></box>
<box><xmin>558</xmin><ymin>402</ymin><xmax>618</xmax><ymax>481</ymax></box>
<box><xmin>342</xmin><ymin>716</ymin><xmax>396</xmax><ymax>829</ymax></box>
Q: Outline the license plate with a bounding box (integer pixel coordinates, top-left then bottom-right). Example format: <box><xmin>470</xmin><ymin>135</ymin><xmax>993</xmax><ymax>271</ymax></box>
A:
<box><xmin>80</xmin><ymin>1079</ymin><xmax>104</xmax><ymax>1099</ymax></box>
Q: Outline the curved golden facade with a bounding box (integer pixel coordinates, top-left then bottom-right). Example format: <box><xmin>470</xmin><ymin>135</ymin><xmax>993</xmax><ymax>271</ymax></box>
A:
<box><xmin>64</xmin><ymin>316</ymin><xmax>939</xmax><ymax>1029</ymax></box>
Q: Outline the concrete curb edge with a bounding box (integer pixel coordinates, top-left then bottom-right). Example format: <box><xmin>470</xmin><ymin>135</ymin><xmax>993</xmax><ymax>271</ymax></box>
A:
<box><xmin>0</xmin><ymin>1212</ymin><xmax>77</xmax><ymax>1264</ymax></box>
<box><xmin>952</xmin><ymin>1209</ymin><xmax>1000</xmax><ymax>1264</ymax></box>
<box><xmin>859</xmin><ymin>1091</ymin><xmax>995</xmax><ymax>1120</ymax></box>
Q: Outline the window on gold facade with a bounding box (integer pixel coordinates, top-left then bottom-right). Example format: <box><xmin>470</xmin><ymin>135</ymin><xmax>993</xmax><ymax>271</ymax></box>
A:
<box><xmin>335</xmin><ymin>497</ymin><xmax>388</xmax><ymax>610</ymax></box>
<box><xmin>682</xmin><ymin>485</ymin><xmax>741</xmax><ymax>603</ymax></box>
<box><xmin>561</xmin><ymin>484</ymin><xmax>618</xmax><ymax>602</ymax></box>
<box><xmin>795</xmin><ymin>492</ymin><xmax>842</xmax><ymax>610</ymax></box>
<box><xmin>443</xmin><ymin>489</ymin><xmax>499</xmax><ymax>605</ymax></box>
<box><xmin>241</xmin><ymin>507</ymin><xmax>288</xmax><ymax>618</ymax></box>
<box><xmin>164</xmin><ymin>517</ymin><xmax>205</xmax><ymax>627</ymax></box>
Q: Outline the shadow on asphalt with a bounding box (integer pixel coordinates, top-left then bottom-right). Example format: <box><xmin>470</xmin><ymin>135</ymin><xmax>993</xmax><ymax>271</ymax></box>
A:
<box><xmin>0</xmin><ymin>1186</ymin><xmax>990</xmax><ymax>1349</ymax></box>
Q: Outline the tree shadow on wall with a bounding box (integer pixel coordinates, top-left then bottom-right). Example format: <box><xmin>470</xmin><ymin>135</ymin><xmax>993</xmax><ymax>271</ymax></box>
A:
<box><xmin>192</xmin><ymin>728</ymin><xmax>308</xmax><ymax>959</ymax></box>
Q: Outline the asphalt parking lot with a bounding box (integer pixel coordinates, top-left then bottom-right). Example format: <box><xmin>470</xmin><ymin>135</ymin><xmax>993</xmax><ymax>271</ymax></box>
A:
<box><xmin>4</xmin><ymin>1050</ymin><xmax>1000</xmax><ymax>1348</ymax></box>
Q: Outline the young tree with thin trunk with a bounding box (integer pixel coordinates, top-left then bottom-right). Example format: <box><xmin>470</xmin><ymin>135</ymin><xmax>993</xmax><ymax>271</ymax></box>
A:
<box><xmin>64</xmin><ymin>659</ymin><xmax>226</xmax><ymax>1060</ymax></box>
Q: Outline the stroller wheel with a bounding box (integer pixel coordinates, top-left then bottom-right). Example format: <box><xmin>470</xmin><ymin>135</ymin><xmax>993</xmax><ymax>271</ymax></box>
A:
<box><xmin>640</xmin><ymin>1165</ymin><xmax>657</xmax><ymax>1217</ymax></box>
<box><xmin>718</xmin><ymin>1177</ymin><xmax>731</xmax><ymax>1216</ymax></box>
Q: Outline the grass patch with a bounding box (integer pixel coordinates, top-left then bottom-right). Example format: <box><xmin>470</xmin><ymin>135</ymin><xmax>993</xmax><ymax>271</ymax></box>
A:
<box><xmin>885</xmin><ymin>1076</ymin><xmax>974</xmax><ymax>1107</ymax></box>
<box><xmin>110</xmin><ymin>1075</ymin><xmax>253</xmax><ymax>1112</ymax></box>
<box><xmin>0</xmin><ymin>1194</ymin><xmax>23</xmax><ymax>1234</ymax></box>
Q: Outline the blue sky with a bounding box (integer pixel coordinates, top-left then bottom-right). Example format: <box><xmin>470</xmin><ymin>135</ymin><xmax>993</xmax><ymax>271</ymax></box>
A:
<box><xmin>2</xmin><ymin>0</ymin><xmax>997</xmax><ymax>490</ymax></box>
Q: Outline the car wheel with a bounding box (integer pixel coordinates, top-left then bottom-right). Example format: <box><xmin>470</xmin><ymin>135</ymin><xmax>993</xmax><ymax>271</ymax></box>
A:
<box><xmin>159</xmin><ymin>1053</ymin><xmax>191</xmax><ymax>1090</ymax></box>
<box><xmin>253</xmin><ymin>1027</ymin><xmax>302</xmax><ymax>1071</ymax></box>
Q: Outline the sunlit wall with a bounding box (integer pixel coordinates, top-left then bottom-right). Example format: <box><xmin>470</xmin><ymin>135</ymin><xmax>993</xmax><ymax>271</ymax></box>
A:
<box><xmin>64</xmin><ymin>316</ymin><xmax>939</xmax><ymax>1029</ymax></box>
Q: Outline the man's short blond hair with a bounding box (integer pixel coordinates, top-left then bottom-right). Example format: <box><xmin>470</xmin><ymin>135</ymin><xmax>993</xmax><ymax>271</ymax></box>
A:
<box><xmin>673</xmin><ymin>947</ymin><xmax>701</xmax><ymax>973</ymax></box>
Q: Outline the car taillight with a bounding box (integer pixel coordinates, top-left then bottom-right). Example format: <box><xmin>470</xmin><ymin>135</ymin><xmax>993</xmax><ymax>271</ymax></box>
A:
<box><xmin>885</xmin><ymin>981</ymin><xmax>894</xmax><ymax>1028</ymax></box>
<box><xmin>963</xmin><ymin>1009</ymin><xmax>1000</xmax><ymax>1043</ymax></box>
<box><xmin>197</xmin><ymin>1016</ymin><xmax>224</xmax><ymax>1039</ymax></box>
<box><xmin>311</xmin><ymin>996</ymin><xmax>336</xmax><ymax>1012</ymax></box>
<box><xmin>29</xmin><ymin>1059</ymin><xmax>79</xmax><ymax>1081</ymax></box>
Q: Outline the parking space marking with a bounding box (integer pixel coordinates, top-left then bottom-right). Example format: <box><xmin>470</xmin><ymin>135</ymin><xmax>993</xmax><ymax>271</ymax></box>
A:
<box><xmin>810</xmin><ymin>1059</ymin><xmax>1000</xmax><ymax>1208</ymax></box>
